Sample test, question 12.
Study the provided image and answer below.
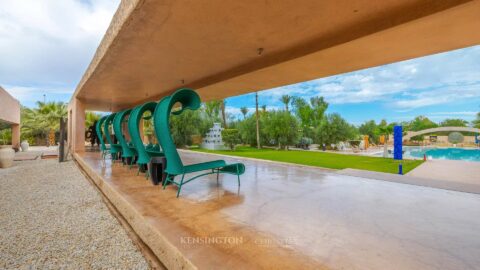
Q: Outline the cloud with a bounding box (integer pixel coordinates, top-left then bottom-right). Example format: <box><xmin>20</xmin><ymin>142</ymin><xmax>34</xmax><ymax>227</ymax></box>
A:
<box><xmin>256</xmin><ymin>45</ymin><xmax>480</xmax><ymax>110</ymax></box>
<box><xmin>429</xmin><ymin>111</ymin><xmax>477</xmax><ymax>116</ymax></box>
<box><xmin>0</xmin><ymin>0</ymin><xmax>120</xmax><ymax>105</ymax></box>
<box><xmin>3</xmin><ymin>85</ymin><xmax>72</xmax><ymax>105</ymax></box>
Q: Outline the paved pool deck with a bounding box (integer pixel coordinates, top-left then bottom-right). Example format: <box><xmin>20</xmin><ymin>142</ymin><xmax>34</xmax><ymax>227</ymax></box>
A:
<box><xmin>75</xmin><ymin>150</ymin><xmax>480</xmax><ymax>270</ymax></box>
<box><xmin>407</xmin><ymin>159</ymin><xmax>480</xmax><ymax>185</ymax></box>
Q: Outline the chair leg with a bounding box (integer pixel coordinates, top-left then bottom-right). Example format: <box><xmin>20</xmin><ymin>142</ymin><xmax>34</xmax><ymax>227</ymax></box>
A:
<box><xmin>176</xmin><ymin>174</ymin><xmax>185</xmax><ymax>198</ymax></box>
<box><xmin>163</xmin><ymin>174</ymin><xmax>170</xmax><ymax>189</ymax></box>
<box><xmin>237</xmin><ymin>164</ymin><xmax>241</xmax><ymax>186</ymax></box>
<box><xmin>129</xmin><ymin>158</ymin><xmax>134</xmax><ymax>170</ymax></box>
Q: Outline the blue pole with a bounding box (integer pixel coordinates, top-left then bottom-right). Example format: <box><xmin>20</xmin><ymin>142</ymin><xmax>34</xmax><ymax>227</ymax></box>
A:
<box><xmin>393</xmin><ymin>125</ymin><xmax>403</xmax><ymax>160</ymax></box>
<box><xmin>398</xmin><ymin>164</ymin><xmax>403</xmax><ymax>175</ymax></box>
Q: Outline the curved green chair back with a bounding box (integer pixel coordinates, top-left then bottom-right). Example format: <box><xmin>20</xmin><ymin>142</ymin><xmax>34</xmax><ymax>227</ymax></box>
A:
<box><xmin>153</xmin><ymin>88</ymin><xmax>201</xmax><ymax>175</ymax></box>
<box><xmin>104</xmin><ymin>113</ymin><xmax>120</xmax><ymax>154</ymax></box>
<box><xmin>113</xmin><ymin>109</ymin><xmax>135</xmax><ymax>158</ymax></box>
<box><xmin>128</xmin><ymin>102</ymin><xmax>157</xmax><ymax>165</ymax></box>
<box><xmin>96</xmin><ymin>115</ymin><xmax>108</xmax><ymax>151</ymax></box>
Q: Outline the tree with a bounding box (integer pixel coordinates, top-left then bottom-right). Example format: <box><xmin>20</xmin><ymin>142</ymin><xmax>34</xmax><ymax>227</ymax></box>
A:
<box><xmin>263</xmin><ymin>110</ymin><xmax>300</xmax><ymax>149</ymax></box>
<box><xmin>280</xmin><ymin>95</ymin><xmax>292</xmax><ymax>112</ymax></box>
<box><xmin>292</xmin><ymin>96</ymin><xmax>328</xmax><ymax>140</ymax></box>
<box><xmin>21</xmin><ymin>101</ymin><xmax>67</xmax><ymax>145</ymax></box>
<box><xmin>409</xmin><ymin>116</ymin><xmax>438</xmax><ymax>142</ymax></box>
<box><xmin>316</xmin><ymin>113</ymin><xmax>357</xmax><ymax>146</ymax></box>
<box><xmin>471</xmin><ymin>112</ymin><xmax>480</xmax><ymax>128</ymax></box>
<box><xmin>358</xmin><ymin>120</ymin><xmax>379</xmax><ymax>144</ymax></box>
<box><xmin>255</xmin><ymin>92</ymin><xmax>261</xmax><ymax>149</ymax></box>
<box><xmin>170</xmin><ymin>110</ymin><xmax>202</xmax><ymax>147</ymax></box>
<box><xmin>310</xmin><ymin>96</ymin><xmax>328</xmax><ymax>126</ymax></box>
<box><xmin>377</xmin><ymin>123</ymin><xmax>394</xmax><ymax>157</ymax></box>
<box><xmin>220</xmin><ymin>100</ymin><xmax>227</xmax><ymax>128</ymax></box>
<box><xmin>85</xmin><ymin>111</ymin><xmax>101</xmax><ymax>129</ymax></box>
<box><xmin>440</xmin><ymin>118</ymin><xmax>468</xmax><ymax>127</ymax></box>
<box><xmin>204</xmin><ymin>101</ymin><xmax>222</xmax><ymax>122</ymax></box>
<box><xmin>0</xmin><ymin>128</ymin><xmax>12</xmax><ymax>145</ymax></box>
<box><xmin>240</xmin><ymin>107</ymin><xmax>249</xmax><ymax>119</ymax></box>
<box><xmin>221</xmin><ymin>129</ymin><xmax>241</xmax><ymax>150</ymax></box>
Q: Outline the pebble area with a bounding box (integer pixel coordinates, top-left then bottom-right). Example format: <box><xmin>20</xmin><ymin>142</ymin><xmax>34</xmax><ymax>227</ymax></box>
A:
<box><xmin>0</xmin><ymin>159</ymin><xmax>149</xmax><ymax>269</ymax></box>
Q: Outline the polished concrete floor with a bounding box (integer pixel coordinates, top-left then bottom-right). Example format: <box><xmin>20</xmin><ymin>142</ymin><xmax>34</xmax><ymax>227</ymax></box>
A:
<box><xmin>77</xmin><ymin>151</ymin><xmax>480</xmax><ymax>270</ymax></box>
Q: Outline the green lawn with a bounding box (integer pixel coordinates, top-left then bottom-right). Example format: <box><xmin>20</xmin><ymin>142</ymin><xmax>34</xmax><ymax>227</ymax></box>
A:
<box><xmin>192</xmin><ymin>146</ymin><xmax>423</xmax><ymax>174</ymax></box>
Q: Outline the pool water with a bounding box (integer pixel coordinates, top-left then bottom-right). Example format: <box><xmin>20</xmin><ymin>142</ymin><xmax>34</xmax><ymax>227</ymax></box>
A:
<box><xmin>407</xmin><ymin>147</ymin><xmax>480</xmax><ymax>162</ymax></box>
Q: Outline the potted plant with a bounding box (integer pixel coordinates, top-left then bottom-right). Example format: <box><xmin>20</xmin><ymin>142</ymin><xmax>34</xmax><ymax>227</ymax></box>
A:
<box><xmin>0</xmin><ymin>131</ymin><xmax>15</xmax><ymax>168</ymax></box>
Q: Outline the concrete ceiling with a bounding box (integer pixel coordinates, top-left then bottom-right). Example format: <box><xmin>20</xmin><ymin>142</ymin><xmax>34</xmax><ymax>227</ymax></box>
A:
<box><xmin>72</xmin><ymin>0</ymin><xmax>480</xmax><ymax>111</ymax></box>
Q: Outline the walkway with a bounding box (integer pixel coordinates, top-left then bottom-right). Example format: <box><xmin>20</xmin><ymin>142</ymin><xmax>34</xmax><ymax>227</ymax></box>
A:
<box><xmin>76</xmin><ymin>150</ymin><xmax>480</xmax><ymax>270</ymax></box>
<box><xmin>407</xmin><ymin>159</ymin><xmax>480</xmax><ymax>184</ymax></box>
<box><xmin>0</xmin><ymin>159</ymin><xmax>149</xmax><ymax>269</ymax></box>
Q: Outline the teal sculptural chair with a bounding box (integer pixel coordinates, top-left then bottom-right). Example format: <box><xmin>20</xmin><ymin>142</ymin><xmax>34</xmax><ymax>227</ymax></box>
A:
<box><xmin>128</xmin><ymin>102</ymin><xmax>164</xmax><ymax>178</ymax></box>
<box><xmin>104</xmin><ymin>113</ymin><xmax>122</xmax><ymax>161</ymax></box>
<box><xmin>153</xmin><ymin>88</ymin><xmax>245</xmax><ymax>197</ymax></box>
<box><xmin>95</xmin><ymin>115</ymin><xmax>109</xmax><ymax>161</ymax></box>
<box><xmin>113</xmin><ymin>109</ymin><xmax>137</xmax><ymax>166</ymax></box>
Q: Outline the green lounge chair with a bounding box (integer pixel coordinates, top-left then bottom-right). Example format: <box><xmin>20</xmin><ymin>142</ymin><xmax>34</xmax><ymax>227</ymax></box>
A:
<box><xmin>113</xmin><ymin>109</ymin><xmax>137</xmax><ymax>166</ymax></box>
<box><xmin>128</xmin><ymin>102</ymin><xmax>164</xmax><ymax>178</ymax></box>
<box><xmin>104</xmin><ymin>113</ymin><xmax>122</xmax><ymax>161</ymax></box>
<box><xmin>95</xmin><ymin>115</ymin><xmax>109</xmax><ymax>161</ymax></box>
<box><xmin>153</xmin><ymin>88</ymin><xmax>245</xmax><ymax>197</ymax></box>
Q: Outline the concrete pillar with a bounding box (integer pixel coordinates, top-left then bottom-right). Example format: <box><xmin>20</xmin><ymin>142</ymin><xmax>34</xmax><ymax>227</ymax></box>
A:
<box><xmin>67</xmin><ymin>109</ymin><xmax>72</xmax><ymax>149</ymax></box>
<box><xmin>71</xmin><ymin>98</ymin><xmax>86</xmax><ymax>152</ymax></box>
<box><xmin>11</xmin><ymin>124</ymin><xmax>20</xmax><ymax>150</ymax></box>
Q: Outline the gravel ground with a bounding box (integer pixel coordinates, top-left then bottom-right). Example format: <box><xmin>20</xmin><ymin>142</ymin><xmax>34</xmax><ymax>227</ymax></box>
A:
<box><xmin>0</xmin><ymin>159</ymin><xmax>149</xmax><ymax>269</ymax></box>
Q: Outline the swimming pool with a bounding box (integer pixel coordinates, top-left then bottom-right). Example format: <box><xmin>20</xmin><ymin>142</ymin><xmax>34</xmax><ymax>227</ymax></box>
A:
<box><xmin>406</xmin><ymin>147</ymin><xmax>480</xmax><ymax>162</ymax></box>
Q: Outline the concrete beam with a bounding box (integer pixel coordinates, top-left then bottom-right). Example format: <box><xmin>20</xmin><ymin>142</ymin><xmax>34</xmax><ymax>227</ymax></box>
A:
<box><xmin>70</xmin><ymin>0</ymin><xmax>480</xmax><ymax>111</ymax></box>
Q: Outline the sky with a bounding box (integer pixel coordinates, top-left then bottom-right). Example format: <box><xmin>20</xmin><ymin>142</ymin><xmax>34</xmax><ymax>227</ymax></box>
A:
<box><xmin>1</xmin><ymin>1</ymin><xmax>479</xmax><ymax>126</ymax></box>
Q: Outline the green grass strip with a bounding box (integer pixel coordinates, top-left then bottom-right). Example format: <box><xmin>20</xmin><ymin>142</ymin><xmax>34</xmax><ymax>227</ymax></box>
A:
<box><xmin>192</xmin><ymin>146</ymin><xmax>423</xmax><ymax>174</ymax></box>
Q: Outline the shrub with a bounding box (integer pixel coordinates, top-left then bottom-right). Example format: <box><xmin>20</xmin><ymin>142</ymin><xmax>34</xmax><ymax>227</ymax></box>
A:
<box><xmin>222</xmin><ymin>129</ymin><xmax>240</xmax><ymax>150</ymax></box>
<box><xmin>448</xmin><ymin>132</ymin><xmax>464</xmax><ymax>144</ymax></box>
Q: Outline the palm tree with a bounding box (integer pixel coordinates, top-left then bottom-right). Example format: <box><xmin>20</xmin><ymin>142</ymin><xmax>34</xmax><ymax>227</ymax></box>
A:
<box><xmin>21</xmin><ymin>101</ymin><xmax>67</xmax><ymax>145</ymax></box>
<box><xmin>255</xmin><ymin>92</ymin><xmax>260</xmax><ymax>149</ymax></box>
<box><xmin>281</xmin><ymin>95</ymin><xmax>292</xmax><ymax>112</ymax></box>
<box><xmin>378</xmin><ymin>124</ymin><xmax>393</xmax><ymax>158</ymax></box>
<box><xmin>85</xmin><ymin>111</ymin><xmax>101</xmax><ymax>129</ymax></box>
<box><xmin>473</xmin><ymin>112</ymin><xmax>480</xmax><ymax>128</ymax></box>
<box><xmin>220</xmin><ymin>100</ymin><xmax>227</xmax><ymax>128</ymax></box>
<box><xmin>240</xmin><ymin>107</ymin><xmax>248</xmax><ymax>119</ymax></box>
<box><xmin>204</xmin><ymin>100</ymin><xmax>221</xmax><ymax>121</ymax></box>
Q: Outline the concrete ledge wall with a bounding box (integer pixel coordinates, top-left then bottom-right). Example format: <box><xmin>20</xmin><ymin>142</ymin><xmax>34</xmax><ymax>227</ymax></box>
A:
<box><xmin>73</xmin><ymin>153</ymin><xmax>196</xmax><ymax>270</ymax></box>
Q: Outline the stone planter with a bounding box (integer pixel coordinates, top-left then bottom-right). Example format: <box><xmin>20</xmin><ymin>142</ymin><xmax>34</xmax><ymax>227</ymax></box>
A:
<box><xmin>21</xmin><ymin>140</ymin><xmax>29</xmax><ymax>152</ymax></box>
<box><xmin>0</xmin><ymin>145</ymin><xmax>15</xmax><ymax>168</ymax></box>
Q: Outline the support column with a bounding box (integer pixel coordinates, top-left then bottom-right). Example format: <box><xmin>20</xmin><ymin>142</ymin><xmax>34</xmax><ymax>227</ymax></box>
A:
<box><xmin>11</xmin><ymin>124</ymin><xmax>20</xmax><ymax>150</ymax></box>
<box><xmin>71</xmin><ymin>98</ymin><xmax>86</xmax><ymax>152</ymax></box>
